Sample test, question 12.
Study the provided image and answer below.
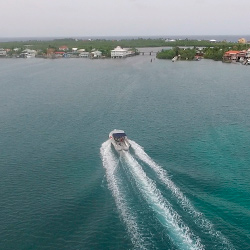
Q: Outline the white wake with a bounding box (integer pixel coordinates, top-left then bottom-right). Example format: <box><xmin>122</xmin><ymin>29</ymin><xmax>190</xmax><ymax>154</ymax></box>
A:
<box><xmin>100</xmin><ymin>140</ymin><xmax>146</xmax><ymax>249</ymax></box>
<box><xmin>122</xmin><ymin>151</ymin><xmax>203</xmax><ymax>250</ymax></box>
<box><xmin>129</xmin><ymin>139</ymin><xmax>235</xmax><ymax>250</ymax></box>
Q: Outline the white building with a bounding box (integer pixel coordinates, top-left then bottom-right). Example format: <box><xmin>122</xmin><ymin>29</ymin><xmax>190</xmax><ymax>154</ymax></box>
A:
<box><xmin>77</xmin><ymin>49</ymin><xmax>85</xmax><ymax>53</ymax></box>
<box><xmin>246</xmin><ymin>49</ymin><xmax>250</xmax><ymax>58</ymax></box>
<box><xmin>91</xmin><ymin>50</ymin><xmax>102</xmax><ymax>58</ymax></box>
<box><xmin>111</xmin><ymin>46</ymin><xmax>128</xmax><ymax>58</ymax></box>
<box><xmin>20</xmin><ymin>49</ymin><xmax>37</xmax><ymax>58</ymax></box>
<box><xmin>79</xmin><ymin>52</ymin><xmax>90</xmax><ymax>58</ymax></box>
<box><xmin>0</xmin><ymin>48</ymin><xmax>7</xmax><ymax>57</ymax></box>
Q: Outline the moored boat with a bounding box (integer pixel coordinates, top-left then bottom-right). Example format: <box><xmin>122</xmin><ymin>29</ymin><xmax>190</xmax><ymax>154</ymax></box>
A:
<box><xmin>172</xmin><ymin>56</ymin><xmax>178</xmax><ymax>62</ymax></box>
<box><xmin>109</xmin><ymin>129</ymin><xmax>130</xmax><ymax>151</ymax></box>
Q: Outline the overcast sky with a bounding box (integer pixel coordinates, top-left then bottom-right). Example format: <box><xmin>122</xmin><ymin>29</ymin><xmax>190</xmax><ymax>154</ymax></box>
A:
<box><xmin>1</xmin><ymin>0</ymin><xmax>250</xmax><ymax>37</ymax></box>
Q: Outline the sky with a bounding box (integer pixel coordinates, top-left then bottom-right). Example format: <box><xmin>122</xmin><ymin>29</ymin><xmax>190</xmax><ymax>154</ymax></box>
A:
<box><xmin>1</xmin><ymin>0</ymin><xmax>250</xmax><ymax>38</ymax></box>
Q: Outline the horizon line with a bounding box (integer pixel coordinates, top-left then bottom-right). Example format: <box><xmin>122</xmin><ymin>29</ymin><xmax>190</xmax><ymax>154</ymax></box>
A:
<box><xmin>1</xmin><ymin>34</ymin><xmax>250</xmax><ymax>38</ymax></box>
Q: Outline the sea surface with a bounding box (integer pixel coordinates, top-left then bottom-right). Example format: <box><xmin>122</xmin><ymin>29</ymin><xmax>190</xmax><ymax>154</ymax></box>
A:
<box><xmin>0</xmin><ymin>56</ymin><xmax>250</xmax><ymax>250</ymax></box>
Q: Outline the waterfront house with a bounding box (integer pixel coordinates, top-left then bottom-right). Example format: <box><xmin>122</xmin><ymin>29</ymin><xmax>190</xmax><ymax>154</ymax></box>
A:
<box><xmin>246</xmin><ymin>49</ymin><xmax>250</xmax><ymax>58</ymax></box>
<box><xmin>0</xmin><ymin>48</ymin><xmax>7</xmax><ymax>57</ymax></box>
<box><xmin>245</xmin><ymin>49</ymin><xmax>250</xmax><ymax>65</ymax></box>
<box><xmin>223</xmin><ymin>50</ymin><xmax>239</xmax><ymax>62</ymax></box>
<box><xmin>90</xmin><ymin>50</ymin><xmax>102</xmax><ymax>58</ymax></box>
<box><xmin>77</xmin><ymin>49</ymin><xmax>85</xmax><ymax>53</ymax></box>
<box><xmin>20</xmin><ymin>49</ymin><xmax>37</xmax><ymax>58</ymax></box>
<box><xmin>238</xmin><ymin>50</ymin><xmax>246</xmax><ymax>57</ymax></box>
<box><xmin>111</xmin><ymin>46</ymin><xmax>128</xmax><ymax>58</ymax></box>
<box><xmin>54</xmin><ymin>51</ymin><xmax>65</xmax><ymax>58</ymax></box>
<box><xmin>79</xmin><ymin>52</ymin><xmax>90</xmax><ymax>58</ymax></box>
<box><xmin>223</xmin><ymin>50</ymin><xmax>249</xmax><ymax>63</ymax></box>
<box><xmin>238</xmin><ymin>50</ymin><xmax>247</xmax><ymax>62</ymax></box>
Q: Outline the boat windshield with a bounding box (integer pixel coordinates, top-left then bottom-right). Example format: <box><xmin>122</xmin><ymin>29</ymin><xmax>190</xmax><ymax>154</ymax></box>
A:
<box><xmin>113</xmin><ymin>133</ymin><xmax>126</xmax><ymax>138</ymax></box>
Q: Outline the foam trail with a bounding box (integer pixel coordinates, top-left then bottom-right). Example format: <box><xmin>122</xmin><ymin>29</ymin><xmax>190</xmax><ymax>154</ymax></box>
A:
<box><xmin>129</xmin><ymin>140</ymin><xmax>235</xmax><ymax>250</ymax></box>
<box><xmin>100</xmin><ymin>140</ymin><xmax>146</xmax><ymax>249</ymax></box>
<box><xmin>123</xmin><ymin>151</ymin><xmax>203</xmax><ymax>250</ymax></box>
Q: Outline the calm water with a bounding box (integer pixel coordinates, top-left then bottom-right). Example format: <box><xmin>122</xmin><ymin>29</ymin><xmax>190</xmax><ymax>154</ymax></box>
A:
<box><xmin>0</xmin><ymin>56</ymin><xmax>250</xmax><ymax>250</ymax></box>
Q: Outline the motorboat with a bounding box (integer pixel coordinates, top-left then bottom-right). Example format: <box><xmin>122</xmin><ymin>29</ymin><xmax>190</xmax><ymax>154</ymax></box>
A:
<box><xmin>172</xmin><ymin>56</ymin><xmax>178</xmax><ymax>62</ymax></box>
<box><xmin>109</xmin><ymin>129</ymin><xmax>130</xmax><ymax>151</ymax></box>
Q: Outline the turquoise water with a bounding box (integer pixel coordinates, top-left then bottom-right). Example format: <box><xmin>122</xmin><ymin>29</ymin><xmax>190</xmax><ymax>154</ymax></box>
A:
<box><xmin>0</xmin><ymin>57</ymin><xmax>249</xmax><ymax>250</ymax></box>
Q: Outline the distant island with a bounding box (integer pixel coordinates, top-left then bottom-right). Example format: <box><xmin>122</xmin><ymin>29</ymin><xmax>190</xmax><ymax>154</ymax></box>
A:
<box><xmin>0</xmin><ymin>37</ymin><xmax>250</xmax><ymax>63</ymax></box>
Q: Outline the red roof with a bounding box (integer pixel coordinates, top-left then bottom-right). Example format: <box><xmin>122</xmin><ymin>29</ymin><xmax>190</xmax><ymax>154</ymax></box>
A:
<box><xmin>225</xmin><ymin>50</ymin><xmax>239</xmax><ymax>54</ymax></box>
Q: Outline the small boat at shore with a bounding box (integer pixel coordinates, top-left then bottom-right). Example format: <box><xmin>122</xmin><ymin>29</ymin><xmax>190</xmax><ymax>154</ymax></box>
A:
<box><xmin>109</xmin><ymin>129</ymin><xmax>130</xmax><ymax>151</ymax></box>
<box><xmin>172</xmin><ymin>56</ymin><xmax>178</xmax><ymax>62</ymax></box>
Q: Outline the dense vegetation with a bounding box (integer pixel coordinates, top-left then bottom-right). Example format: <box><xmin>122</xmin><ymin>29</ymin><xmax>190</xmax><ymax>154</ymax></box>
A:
<box><xmin>0</xmin><ymin>38</ymin><xmax>234</xmax><ymax>50</ymax></box>
<box><xmin>157</xmin><ymin>47</ymin><xmax>196</xmax><ymax>60</ymax></box>
<box><xmin>157</xmin><ymin>43</ymin><xmax>250</xmax><ymax>61</ymax></box>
